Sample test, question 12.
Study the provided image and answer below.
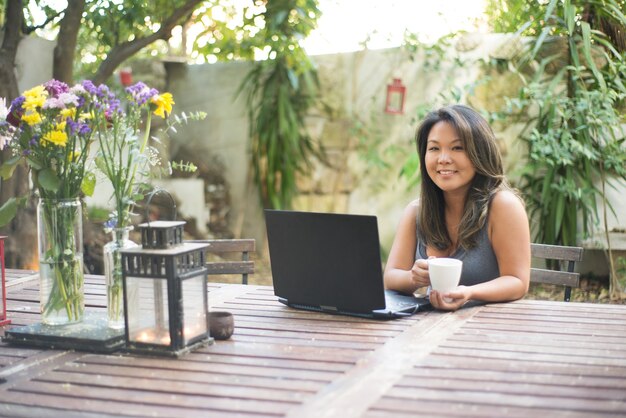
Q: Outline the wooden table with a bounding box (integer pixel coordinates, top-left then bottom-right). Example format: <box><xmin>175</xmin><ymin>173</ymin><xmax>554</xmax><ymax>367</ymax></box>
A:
<box><xmin>1</xmin><ymin>269</ymin><xmax>625</xmax><ymax>417</ymax></box>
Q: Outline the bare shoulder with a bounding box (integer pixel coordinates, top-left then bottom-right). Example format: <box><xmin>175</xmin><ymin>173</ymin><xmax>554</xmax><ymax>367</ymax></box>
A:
<box><xmin>404</xmin><ymin>199</ymin><xmax>420</xmax><ymax>217</ymax></box>
<box><xmin>491</xmin><ymin>189</ymin><xmax>525</xmax><ymax>214</ymax></box>
<box><xmin>489</xmin><ymin>189</ymin><xmax>528</xmax><ymax>231</ymax></box>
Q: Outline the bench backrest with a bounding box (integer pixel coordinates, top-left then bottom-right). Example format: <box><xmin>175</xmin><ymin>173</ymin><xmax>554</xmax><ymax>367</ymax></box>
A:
<box><xmin>530</xmin><ymin>243</ymin><xmax>584</xmax><ymax>302</ymax></box>
<box><xmin>188</xmin><ymin>239</ymin><xmax>255</xmax><ymax>284</ymax></box>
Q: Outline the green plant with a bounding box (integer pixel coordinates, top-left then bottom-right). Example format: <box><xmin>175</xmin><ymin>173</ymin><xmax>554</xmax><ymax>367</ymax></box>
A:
<box><xmin>487</xmin><ymin>0</ymin><xmax>626</xmax><ymax>298</ymax></box>
<box><xmin>238</xmin><ymin>0</ymin><xmax>322</xmax><ymax>209</ymax></box>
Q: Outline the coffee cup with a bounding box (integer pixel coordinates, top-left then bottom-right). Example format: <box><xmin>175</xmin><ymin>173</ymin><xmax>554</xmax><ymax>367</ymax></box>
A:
<box><xmin>428</xmin><ymin>258</ymin><xmax>462</xmax><ymax>302</ymax></box>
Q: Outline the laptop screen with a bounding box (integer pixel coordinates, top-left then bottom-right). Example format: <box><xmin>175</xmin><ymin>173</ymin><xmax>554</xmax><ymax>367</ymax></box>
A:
<box><xmin>265</xmin><ymin>210</ymin><xmax>387</xmax><ymax>313</ymax></box>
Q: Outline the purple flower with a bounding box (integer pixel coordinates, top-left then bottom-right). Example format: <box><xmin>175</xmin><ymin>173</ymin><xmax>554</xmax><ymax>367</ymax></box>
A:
<box><xmin>9</xmin><ymin>96</ymin><xmax>24</xmax><ymax>112</ymax></box>
<box><xmin>104</xmin><ymin>218</ymin><xmax>117</xmax><ymax>229</ymax></box>
<box><xmin>82</xmin><ymin>80</ymin><xmax>98</xmax><ymax>95</ymax></box>
<box><xmin>96</xmin><ymin>84</ymin><xmax>110</xmax><ymax>98</ymax></box>
<box><xmin>67</xmin><ymin>119</ymin><xmax>91</xmax><ymax>136</ymax></box>
<box><xmin>22</xmin><ymin>149</ymin><xmax>31</xmax><ymax>156</ymax></box>
<box><xmin>107</xmin><ymin>98</ymin><xmax>122</xmax><ymax>115</ymax></box>
<box><xmin>7</xmin><ymin>96</ymin><xmax>25</xmax><ymax>127</ymax></box>
<box><xmin>29</xmin><ymin>136</ymin><xmax>39</xmax><ymax>146</ymax></box>
<box><xmin>44</xmin><ymin>79</ymin><xmax>69</xmax><ymax>97</ymax></box>
<box><xmin>126</xmin><ymin>82</ymin><xmax>158</xmax><ymax>105</ymax></box>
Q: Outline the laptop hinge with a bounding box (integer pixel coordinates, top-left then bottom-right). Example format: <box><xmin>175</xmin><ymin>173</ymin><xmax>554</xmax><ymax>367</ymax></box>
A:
<box><xmin>320</xmin><ymin>305</ymin><xmax>338</xmax><ymax>312</ymax></box>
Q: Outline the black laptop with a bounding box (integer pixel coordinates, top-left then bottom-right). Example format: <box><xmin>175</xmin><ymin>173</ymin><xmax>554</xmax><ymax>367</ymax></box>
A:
<box><xmin>264</xmin><ymin>209</ymin><xmax>431</xmax><ymax>319</ymax></box>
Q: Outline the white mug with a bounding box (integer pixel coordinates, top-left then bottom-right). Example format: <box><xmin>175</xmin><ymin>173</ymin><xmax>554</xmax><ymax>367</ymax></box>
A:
<box><xmin>428</xmin><ymin>258</ymin><xmax>462</xmax><ymax>302</ymax></box>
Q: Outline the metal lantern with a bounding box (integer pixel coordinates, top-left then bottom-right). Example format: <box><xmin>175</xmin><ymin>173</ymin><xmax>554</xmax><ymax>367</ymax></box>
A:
<box><xmin>384</xmin><ymin>78</ymin><xmax>406</xmax><ymax>115</ymax></box>
<box><xmin>0</xmin><ymin>236</ymin><xmax>10</xmax><ymax>326</ymax></box>
<box><xmin>121</xmin><ymin>220</ymin><xmax>211</xmax><ymax>357</ymax></box>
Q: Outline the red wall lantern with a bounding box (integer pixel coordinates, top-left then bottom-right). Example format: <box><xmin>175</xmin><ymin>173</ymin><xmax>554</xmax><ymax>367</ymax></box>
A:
<box><xmin>0</xmin><ymin>236</ymin><xmax>10</xmax><ymax>326</ymax></box>
<box><xmin>119</xmin><ymin>68</ymin><xmax>133</xmax><ymax>87</ymax></box>
<box><xmin>385</xmin><ymin>78</ymin><xmax>406</xmax><ymax>115</ymax></box>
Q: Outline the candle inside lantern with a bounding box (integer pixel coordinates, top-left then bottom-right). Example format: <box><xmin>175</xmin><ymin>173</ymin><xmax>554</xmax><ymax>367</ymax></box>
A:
<box><xmin>134</xmin><ymin>328</ymin><xmax>171</xmax><ymax>345</ymax></box>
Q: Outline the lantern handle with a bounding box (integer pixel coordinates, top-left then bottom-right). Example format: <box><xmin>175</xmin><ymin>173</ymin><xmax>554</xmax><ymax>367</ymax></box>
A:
<box><xmin>144</xmin><ymin>187</ymin><xmax>177</xmax><ymax>226</ymax></box>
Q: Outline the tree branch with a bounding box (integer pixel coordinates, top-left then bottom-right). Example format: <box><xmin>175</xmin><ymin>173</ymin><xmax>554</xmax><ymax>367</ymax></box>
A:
<box><xmin>92</xmin><ymin>0</ymin><xmax>203</xmax><ymax>84</ymax></box>
<box><xmin>22</xmin><ymin>10</ymin><xmax>63</xmax><ymax>35</ymax></box>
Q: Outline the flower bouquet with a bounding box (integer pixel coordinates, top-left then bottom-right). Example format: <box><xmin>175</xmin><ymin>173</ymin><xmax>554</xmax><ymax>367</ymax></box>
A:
<box><xmin>89</xmin><ymin>81</ymin><xmax>203</xmax><ymax>328</ymax></box>
<box><xmin>0</xmin><ymin>80</ymin><xmax>99</xmax><ymax>325</ymax></box>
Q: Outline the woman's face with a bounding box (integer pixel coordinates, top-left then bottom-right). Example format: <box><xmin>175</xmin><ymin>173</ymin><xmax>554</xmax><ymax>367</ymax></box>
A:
<box><xmin>425</xmin><ymin>121</ymin><xmax>476</xmax><ymax>196</ymax></box>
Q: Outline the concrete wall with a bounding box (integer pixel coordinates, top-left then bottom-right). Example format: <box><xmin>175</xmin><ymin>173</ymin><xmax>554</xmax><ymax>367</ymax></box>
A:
<box><xmin>14</xmin><ymin>36</ymin><xmax>55</xmax><ymax>91</ymax></box>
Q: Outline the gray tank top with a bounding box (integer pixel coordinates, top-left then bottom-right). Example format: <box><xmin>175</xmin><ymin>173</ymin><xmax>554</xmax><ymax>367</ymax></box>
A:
<box><xmin>416</xmin><ymin>222</ymin><xmax>500</xmax><ymax>286</ymax></box>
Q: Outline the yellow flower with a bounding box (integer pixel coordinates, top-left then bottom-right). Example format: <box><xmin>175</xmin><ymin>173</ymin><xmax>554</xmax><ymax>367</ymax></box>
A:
<box><xmin>55</xmin><ymin>121</ymin><xmax>67</xmax><ymax>131</ymax></box>
<box><xmin>151</xmin><ymin>92</ymin><xmax>174</xmax><ymax>118</ymax></box>
<box><xmin>22</xmin><ymin>85</ymin><xmax>47</xmax><ymax>111</ymax></box>
<box><xmin>23</xmin><ymin>96</ymin><xmax>46</xmax><ymax>111</ymax></box>
<box><xmin>43</xmin><ymin>130</ymin><xmax>68</xmax><ymax>147</ymax></box>
<box><xmin>79</xmin><ymin>111</ymin><xmax>94</xmax><ymax>120</ymax></box>
<box><xmin>24</xmin><ymin>85</ymin><xmax>46</xmax><ymax>97</ymax></box>
<box><xmin>60</xmin><ymin>108</ymin><xmax>76</xmax><ymax>120</ymax></box>
<box><xmin>22</xmin><ymin>111</ymin><xmax>43</xmax><ymax>126</ymax></box>
<box><xmin>68</xmin><ymin>150</ymin><xmax>81</xmax><ymax>162</ymax></box>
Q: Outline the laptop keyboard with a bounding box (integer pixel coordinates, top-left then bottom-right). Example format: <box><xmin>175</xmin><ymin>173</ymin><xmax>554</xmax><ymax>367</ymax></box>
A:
<box><xmin>385</xmin><ymin>296</ymin><xmax>418</xmax><ymax>311</ymax></box>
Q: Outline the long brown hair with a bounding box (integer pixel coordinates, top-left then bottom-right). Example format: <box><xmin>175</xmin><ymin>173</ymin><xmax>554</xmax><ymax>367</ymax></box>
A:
<box><xmin>415</xmin><ymin>104</ymin><xmax>512</xmax><ymax>250</ymax></box>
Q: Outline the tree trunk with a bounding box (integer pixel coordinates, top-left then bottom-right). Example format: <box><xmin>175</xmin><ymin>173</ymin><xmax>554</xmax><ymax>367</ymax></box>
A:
<box><xmin>0</xmin><ymin>0</ymin><xmax>37</xmax><ymax>269</ymax></box>
<box><xmin>53</xmin><ymin>0</ymin><xmax>85</xmax><ymax>84</ymax></box>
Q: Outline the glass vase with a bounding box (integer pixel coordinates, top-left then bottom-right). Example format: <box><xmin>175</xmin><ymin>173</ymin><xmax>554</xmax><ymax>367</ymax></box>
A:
<box><xmin>37</xmin><ymin>198</ymin><xmax>85</xmax><ymax>325</ymax></box>
<box><xmin>104</xmin><ymin>226</ymin><xmax>139</xmax><ymax>329</ymax></box>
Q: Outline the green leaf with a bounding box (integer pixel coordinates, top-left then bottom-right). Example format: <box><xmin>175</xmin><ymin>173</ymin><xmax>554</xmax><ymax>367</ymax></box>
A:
<box><xmin>0</xmin><ymin>196</ymin><xmax>27</xmax><ymax>226</ymax></box>
<box><xmin>0</xmin><ymin>155</ymin><xmax>22</xmax><ymax>180</ymax></box>
<box><xmin>37</xmin><ymin>168</ymin><xmax>61</xmax><ymax>192</ymax></box>
<box><xmin>564</xmin><ymin>0</ymin><xmax>575</xmax><ymax>35</ymax></box>
<box><xmin>81</xmin><ymin>171</ymin><xmax>96</xmax><ymax>197</ymax></box>
<box><xmin>95</xmin><ymin>156</ymin><xmax>109</xmax><ymax>175</ymax></box>
<box><xmin>543</xmin><ymin>0</ymin><xmax>558</xmax><ymax>22</ymax></box>
<box><xmin>26</xmin><ymin>156</ymin><xmax>43</xmax><ymax>170</ymax></box>
<box><xmin>530</xmin><ymin>26</ymin><xmax>552</xmax><ymax>62</ymax></box>
<box><xmin>580</xmin><ymin>22</ymin><xmax>606</xmax><ymax>91</ymax></box>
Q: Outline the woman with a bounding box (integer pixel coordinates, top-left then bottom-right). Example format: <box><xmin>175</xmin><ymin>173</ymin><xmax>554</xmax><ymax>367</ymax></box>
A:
<box><xmin>384</xmin><ymin>105</ymin><xmax>530</xmax><ymax>311</ymax></box>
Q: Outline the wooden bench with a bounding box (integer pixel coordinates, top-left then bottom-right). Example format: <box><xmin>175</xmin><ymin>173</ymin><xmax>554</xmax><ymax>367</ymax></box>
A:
<box><xmin>188</xmin><ymin>239</ymin><xmax>255</xmax><ymax>284</ymax></box>
<box><xmin>530</xmin><ymin>243</ymin><xmax>584</xmax><ymax>302</ymax></box>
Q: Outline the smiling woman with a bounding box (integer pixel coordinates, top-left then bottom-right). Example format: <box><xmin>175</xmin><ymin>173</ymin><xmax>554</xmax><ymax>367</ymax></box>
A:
<box><xmin>383</xmin><ymin>104</ymin><xmax>531</xmax><ymax>312</ymax></box>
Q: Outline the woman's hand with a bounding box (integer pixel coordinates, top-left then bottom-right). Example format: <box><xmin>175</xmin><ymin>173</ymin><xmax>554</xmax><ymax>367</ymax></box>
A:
<box><xmin>429</xmin><ymin>286</ymin><xmax>471</xmax><ymax>311</ymax></box>
<box><xmin>410</xmin><ymin>258</ymin><xmax>432</xmax><ymax>288</ymax></box>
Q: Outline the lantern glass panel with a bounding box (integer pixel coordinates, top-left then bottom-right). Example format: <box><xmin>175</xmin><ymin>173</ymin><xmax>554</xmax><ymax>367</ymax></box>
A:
<box><xmin>127</xmin><ymin>276</ymin><xmax>171</xmax><ymax>346</ymax></box>
<box><xmin>387</xmin><ymin>92</ymin><xmax>403</xmax><ymax>113</ymax></box>
<box><xmin>182</xmin><ymin>275</ymin><xmax>208</xmax><ymax>344</ymax></box>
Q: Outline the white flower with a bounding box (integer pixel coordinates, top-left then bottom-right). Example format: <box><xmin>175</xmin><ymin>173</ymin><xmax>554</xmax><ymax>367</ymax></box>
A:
<box><xmin>59</xmin><ymin>92</ymin><xmax>79</xmax><ymax>106</ymax></box>
<box><xmin>43</xmin><ymin>97</ymin><xmax>65</xmax><ymax>109</ymax></box>
<box><xmin>0</xmin><ymin>98</ymin><xmax>8</xmax><ymax>120</ymax></box>
<box><xmin>70</xmin><ymin>84</ymin><xmax>86</xmax><ymax>95</ymax></box>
